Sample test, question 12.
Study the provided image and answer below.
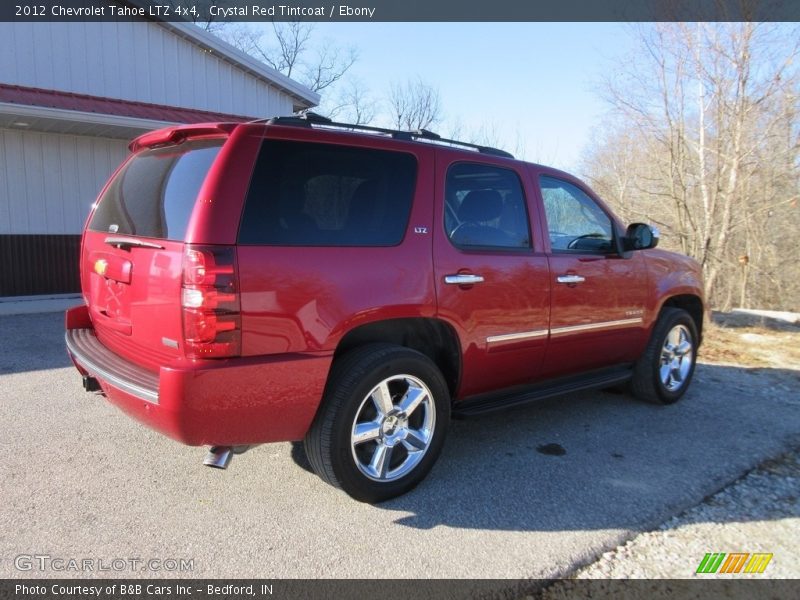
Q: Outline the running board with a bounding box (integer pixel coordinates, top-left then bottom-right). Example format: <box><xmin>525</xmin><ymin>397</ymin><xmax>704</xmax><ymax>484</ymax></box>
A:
<box><xmin>452</xmin><ymin>366</ymin><xmax>633</xmax><ymax>418</ymax></box>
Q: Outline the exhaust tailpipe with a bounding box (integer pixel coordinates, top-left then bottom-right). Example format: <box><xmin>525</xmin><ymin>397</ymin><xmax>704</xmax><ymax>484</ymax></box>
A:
<box><xmin>203</xmin><ymin>445</ymin><xmax>250</xmax><ymax>469</ymax></box>
<box><xmin>203</xmin><ymin>446</ymin><xmax>233</xmax><ymax>469</ymax></box>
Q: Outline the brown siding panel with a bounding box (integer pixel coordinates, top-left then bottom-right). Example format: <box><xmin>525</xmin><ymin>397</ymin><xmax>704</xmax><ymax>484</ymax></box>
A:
<box><xmin>0</xmin><ymin>234</ymin><xmax>81</xmax><ymax>296</ymax></box>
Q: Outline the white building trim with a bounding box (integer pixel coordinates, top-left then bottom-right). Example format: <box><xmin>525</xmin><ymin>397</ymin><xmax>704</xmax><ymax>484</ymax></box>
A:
<box><xmin>0</xmin><ymin>102</ymin><xmax>173</xmax><ymax>132</ymax></box>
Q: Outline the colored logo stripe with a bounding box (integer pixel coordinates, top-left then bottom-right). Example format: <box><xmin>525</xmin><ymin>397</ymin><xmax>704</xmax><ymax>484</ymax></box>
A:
<box><xmin>744</xmin><ymin>553</ymin><xmax>773</xmax><ymax>574</ymax></box>
<box><xmin>696</xmin><ymin>552</ymin><xmax>773</xmax><ymax>574</ymax></box>
<box><xmin>697</xmin><ymin>553</ymin><xmax>726</xmax><ymax>573</ymax></box>
<box><xmin>719</xmin><ymin>553</ymin><xmax>749</xmax><ymax>573</ymax></box>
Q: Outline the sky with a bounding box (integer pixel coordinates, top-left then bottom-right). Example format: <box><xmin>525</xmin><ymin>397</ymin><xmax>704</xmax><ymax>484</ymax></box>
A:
<box><xmin>302</xmin><ymin>22</ymin><xmax>636</xmax><ymax>172</ymax></box>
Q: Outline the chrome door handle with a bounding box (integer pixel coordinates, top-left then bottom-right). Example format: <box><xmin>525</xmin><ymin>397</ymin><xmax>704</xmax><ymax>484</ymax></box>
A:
<box><xmin>557</xmin><ymin>274</ymin><xmax>585</xmax><ymax>284</ymax></box>
<box><xmin>444</xmin><ymin>274</ymin><xmax>485</xmax><ymax>285</ymax></box>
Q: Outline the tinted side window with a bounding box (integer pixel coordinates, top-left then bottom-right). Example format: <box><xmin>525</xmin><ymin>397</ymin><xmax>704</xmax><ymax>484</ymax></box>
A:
<box><xmin>445</xmin><ymin>163</ymin><xmax>531</xmax><ymax>250</ymax></box>
<box><xmin>539</xmin><ymin>176</ymin><xmax>614</xmax><ymax>253</ymax></box>
<box><xmin>89</xmin><ymin>139</ymin><xmax>222</xmax><ymax>240</ymax></box>
<box><xmin>238</xmin><ymin>140</ymin><xmax>417</xmax><ymax>246</ymax></box>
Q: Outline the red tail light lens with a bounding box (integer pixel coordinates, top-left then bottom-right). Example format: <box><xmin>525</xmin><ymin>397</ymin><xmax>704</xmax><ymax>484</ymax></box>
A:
<box><xmin>181</xmin><ymin>245</ymin><xmax>240</xmax><ymax>358</ymax></box>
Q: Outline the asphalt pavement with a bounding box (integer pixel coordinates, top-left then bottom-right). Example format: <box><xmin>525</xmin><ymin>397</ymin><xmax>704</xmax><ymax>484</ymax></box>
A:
<box><xmin>1</xmin><ymin>312</ymin><xmax>798</xmax><ymax>581</ymax></box>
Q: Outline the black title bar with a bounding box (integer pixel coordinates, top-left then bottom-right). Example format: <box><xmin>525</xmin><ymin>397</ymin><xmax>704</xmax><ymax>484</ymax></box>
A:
<box><xmin>3</xmin><ymin>0</ymin><xmax>800</xmax><ymax>22</ymax></box>
<box><xmin>3</xmin><ymin>579</ymin><xmax>800</xmax><ymax>600</ymax></box>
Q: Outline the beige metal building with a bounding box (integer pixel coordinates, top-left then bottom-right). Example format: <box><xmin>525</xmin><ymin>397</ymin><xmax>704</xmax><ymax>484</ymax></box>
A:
<box><xmin>0</xmin><ymin>20</ymin><xmax>318</xmax><ymax>296</ymax></box>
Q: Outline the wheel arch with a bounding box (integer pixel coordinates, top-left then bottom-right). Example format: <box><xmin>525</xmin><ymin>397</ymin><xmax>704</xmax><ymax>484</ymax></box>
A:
<box><xmin>659</xmin><ymin>294</ymin><xmax>704</xmax><ymax>344</ymax></box>
<box><xmin>333</xmin><ymin>317</ymin><xmax>462</xmax><ymax>398</ymax></box>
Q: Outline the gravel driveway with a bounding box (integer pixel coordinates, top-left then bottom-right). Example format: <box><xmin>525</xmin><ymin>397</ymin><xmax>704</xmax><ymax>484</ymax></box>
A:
<box><xmin>543</xmin><ymin>313</ymin><xmax>800</xmax><ymax>588</ymax></box>
<box><xmin>1</xmin><ymin>312</ymin><xmax>798</xmax><ymax>584</ymax></box>
<box><xmin>551</xmin><ymin>448</ymin><xmax>800</xmax><ymax>581</ymax></box>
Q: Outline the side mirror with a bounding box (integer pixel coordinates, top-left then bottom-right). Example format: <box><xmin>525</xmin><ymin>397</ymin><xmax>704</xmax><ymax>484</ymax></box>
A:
<box><xmin>624</xmin><ymin>223</ymin><xmax>660</xmax><ymax>251</ymax></box>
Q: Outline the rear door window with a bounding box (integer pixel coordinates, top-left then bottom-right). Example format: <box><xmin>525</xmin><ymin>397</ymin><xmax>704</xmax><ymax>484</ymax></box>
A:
<box><xmin>89</xmin><ymin>139</ymin><xmax>223</xmax><ymax>241</ymax></box>
<box><xmin>238</xmin><ymin>140</ymin><xmax>418</xmax><ymax>246</ymax></box>
<box><xmin>445</xmin><ymin>162</ymin><xmax>531</xmax><ymax>250</ymax></box>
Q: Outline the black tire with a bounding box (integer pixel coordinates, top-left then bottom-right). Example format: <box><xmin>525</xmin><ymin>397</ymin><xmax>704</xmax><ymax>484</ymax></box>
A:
<box><xmin>631</xmin><ymin>307</ymin><xmax>698</xmax><ymax>405</ymax></box>
<box><xmin>304</xmin><ymin>344</ymin><xmax>450</xmax><ymax>503</ymax></box>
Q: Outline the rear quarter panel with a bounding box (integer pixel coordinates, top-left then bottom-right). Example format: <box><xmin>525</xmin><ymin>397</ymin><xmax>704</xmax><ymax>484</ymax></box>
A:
<box><xmin>237</xmin><ymin>131</ymin><xmax>437</xmax><ymax>356</ymax></box>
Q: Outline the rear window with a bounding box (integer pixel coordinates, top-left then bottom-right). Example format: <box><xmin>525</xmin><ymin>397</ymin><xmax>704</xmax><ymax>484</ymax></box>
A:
<box><xmin>238</xmin><ymin>140</ymin><xmax>417</xmax><ymax>246</ymax></box>
<box><xmin>89</xmin><ymin>138</ymin><xmax>223</xmax><ymax>240</ymax></box>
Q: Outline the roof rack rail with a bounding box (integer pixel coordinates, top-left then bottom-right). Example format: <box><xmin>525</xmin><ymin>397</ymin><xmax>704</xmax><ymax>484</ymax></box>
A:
<box><xmin>257</xmin><ymin>112</ymin><xmax>514</xmax><ymax>159</ymax></box>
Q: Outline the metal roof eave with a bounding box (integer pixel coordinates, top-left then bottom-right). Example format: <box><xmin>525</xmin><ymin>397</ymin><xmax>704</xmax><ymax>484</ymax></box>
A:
<box><xmin>161</xmin><ymin>22</ymin><xmax>321</xmax><ymax>111</ymax></box>
<box><xmin>0</xmin><ymin>102</ymin><xmax>175</xmax><ymax>138</ymax></box>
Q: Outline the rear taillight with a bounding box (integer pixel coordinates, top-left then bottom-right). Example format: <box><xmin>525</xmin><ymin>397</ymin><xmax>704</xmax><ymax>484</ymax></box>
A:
<box><xmin>181</xmin><ymin>245</ymin><xmax>241</xmax><ymax>359</ymax></box>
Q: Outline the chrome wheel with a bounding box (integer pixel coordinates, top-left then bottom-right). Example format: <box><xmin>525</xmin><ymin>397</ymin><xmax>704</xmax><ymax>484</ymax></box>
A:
<box><xmin>350</xmin><ymin>374</ymin><xmax>435</xmax><ymax>482</ymax></box>
<box><xmin>659</xmin><ymin>324</ymin><xmax>693</xmax><ymax>392</ymax></box>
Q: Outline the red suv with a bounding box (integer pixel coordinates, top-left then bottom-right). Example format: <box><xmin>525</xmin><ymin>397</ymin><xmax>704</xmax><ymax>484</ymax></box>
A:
<box><xmin>66</xmin><ymin>114</ymin><xmax>704</xmax><ymax>502</ymax></box>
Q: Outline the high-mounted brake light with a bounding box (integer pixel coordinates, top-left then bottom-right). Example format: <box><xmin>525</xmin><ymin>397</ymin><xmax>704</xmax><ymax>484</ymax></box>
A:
<box><xmin>181</xmin><ymin>245</ymin><xmax>241</xmax><ymax>359</ymax></box>
<box><xmin>129</xmin><ymin>123</ymin><xmax>237</xmax><ymax>152</ymax></box>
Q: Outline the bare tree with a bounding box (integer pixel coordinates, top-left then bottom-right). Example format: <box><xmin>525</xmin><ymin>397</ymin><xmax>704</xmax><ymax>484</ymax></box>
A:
<box><xmin>583</xmin><ymin>23</ymin><xmax>800</xmax><ymax>311</ymax></box>
<box><xmin>581</xmin><ymin>122</ymin><xmax>650</xmax><ymax>226</ymax></box>
<box><xmin>464</xmin><ymin>120</ymin><xmax>525</xmax><ymax>158</ymax></box>
<box><xmin>212</xmin><ymin>22</ymin><xmax>357</xmax><ymax>94</ymax></box>
<box><xmin>327</xmin><ymin>79</ymin><xmax>377</xmax><ymax>125</ymax></box>
<box><xmin>388</xmin><ymin>79</ymin><xmax>443</xmax><ymax>131</ymax></box>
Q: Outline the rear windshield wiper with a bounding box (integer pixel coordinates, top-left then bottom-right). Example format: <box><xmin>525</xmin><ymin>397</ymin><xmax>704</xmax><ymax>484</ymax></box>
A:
<box><xmin>104</xmin><ymin>236</ymin><xmax>165</xmax><ymax>250</ymax></box>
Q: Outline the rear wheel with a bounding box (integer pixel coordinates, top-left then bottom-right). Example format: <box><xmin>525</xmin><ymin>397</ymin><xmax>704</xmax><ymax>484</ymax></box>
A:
<box><xmin>304</xmin><ymin>344</ymin><xmax>450</xmax><ymax>503</ymax></box>
<box><xmin>631</xmin><ymin>308</ymin><xmax>698</xmax><ymax>404</ymax></box>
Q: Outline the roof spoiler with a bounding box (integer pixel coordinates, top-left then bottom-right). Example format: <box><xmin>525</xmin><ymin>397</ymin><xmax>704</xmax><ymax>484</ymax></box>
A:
<box><xmin>129</xmin><ymin>123</ymin><xmax>238</xmax><ymax>152</ymax></box>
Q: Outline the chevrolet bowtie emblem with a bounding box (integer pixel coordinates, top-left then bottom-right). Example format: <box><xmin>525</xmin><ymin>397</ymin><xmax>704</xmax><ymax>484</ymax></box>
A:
<box><xmin>94</xmin><ymin>259</ymin><xmax>108</xmax><ymax>276</ymax></box>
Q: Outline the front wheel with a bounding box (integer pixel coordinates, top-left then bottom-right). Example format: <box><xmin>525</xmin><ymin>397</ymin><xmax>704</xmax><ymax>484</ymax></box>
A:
<box><xmin>631</xmin><ymin>308</ymin><xmax>698</xmax><ymax>404</ymax></box>
<box><xmin>304</xmin><ymin>344</ymin><xmax>450</xmax><ymax>503</ymax></box>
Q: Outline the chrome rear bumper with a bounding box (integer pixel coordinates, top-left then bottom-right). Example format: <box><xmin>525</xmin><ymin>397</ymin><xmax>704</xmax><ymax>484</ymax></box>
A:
<box><xmin>65</xmin><ymin>328</ymin><xmax>159</xmax><ymax>404</ymax></box>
